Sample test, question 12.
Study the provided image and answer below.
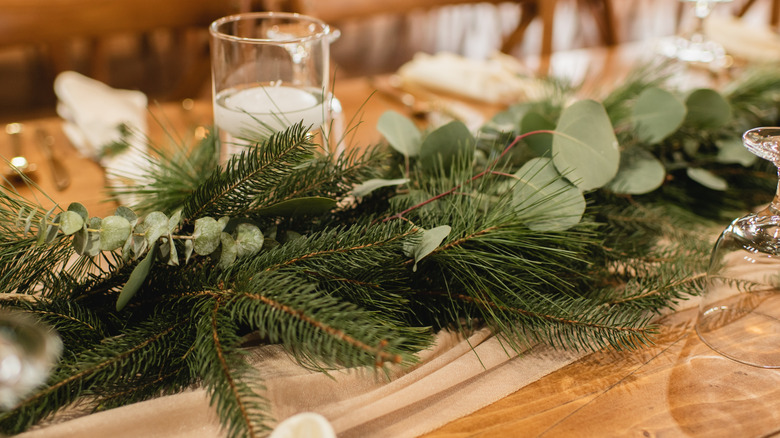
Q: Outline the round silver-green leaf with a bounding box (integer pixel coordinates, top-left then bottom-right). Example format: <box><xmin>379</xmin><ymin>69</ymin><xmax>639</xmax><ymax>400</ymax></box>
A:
<box><xmin>419</xmin><ymin>121</ymin><xmax>475</xmax><ymax>172</ymax></box>
<box><xmin>606</xmin><ymin>147</ymin><xmax>666</xmax><ymax>195</ymax></box>
<box><xmin>552</xmin><ymin>99</ymin><xmax>619</xmax><ymax>191</ymax></box>
<box><xmin>84</xmin><ymin>217</ymin><xmax>102</xmax><ymax>257</ymax></box>
<box><xmin>377</xmin><ymin>110</ymin><xmax>422</xmax><ymax>157</ymax></box>
<box><xmin>59</xmin><ymin>211</ymin><xmax>85</xmax><ymax>235</ymax></box>
<box><xmin>193</xmin><ymin>217</ymin><xmax>221</xmax><ymax>255</ymax></box>
<box><xmin>167</xmin><ymin>209</ymin><xmax>182</xmax><ymax>234</ymax></box>
<box><xmin>218</xmin><ymin>232</ymin><xmax>237</xmax><ymax>269</ymax></box>
<box><xmin>234</xmin><ymin>223</ymin><xmax>264</xmax><ymax>258</ymax></box>
<box><xmin>67</xmin><ymin>202</ymin><xmax>89</xmax><ymax>222</ymax></box>
<box><xmin>114</xmin><ymin>206</ymin><xmax>137</xmax><ymax>225</ymax></box>
<box><xmin>100</xmin><ymin>215</ymin><xmax>132</xmax><ymax>251</ymax></box>
<box><xmin>142</xmin><ymin>211</ymin><xmax>169</xmax><ymax>247</ymax></box>
<box><xmin>687</xmin><ymin>167</ymin><xmax>728</xmax><ymax>191</ymax></box>
<box><xmin>632</xmin><ymin>87</ymin><xmax>686</xmax><ymax>144</ymax></box>
<box><xmin>513</xmin><ymin>157</ymin><xmax>586</xmax><ymax>232</ymax></box>
<box><xmin>716</xmin><ymin>137</ymin><xmax>757</xmax><ymax>167</ymax></box>
<box><xmin>684</xmin><ymin>89</ymin><xmax>732</xmax><ymax>129</ymax></box>
<box><xmin>72</xmin><ymin>226</ymin><xmax>88</xmax><ymax>255</ymax></box>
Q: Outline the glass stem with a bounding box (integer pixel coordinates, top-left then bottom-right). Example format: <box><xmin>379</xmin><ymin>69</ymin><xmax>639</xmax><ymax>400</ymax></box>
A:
<box><xmin>692</xmin><ymin>0</ymin><xmax>712</xmax><ymax>36</ymax></box>
<box><xmin>771</xmin><ymin>168</ymin><xmax>780</xmax><ymax>215</ymax></box>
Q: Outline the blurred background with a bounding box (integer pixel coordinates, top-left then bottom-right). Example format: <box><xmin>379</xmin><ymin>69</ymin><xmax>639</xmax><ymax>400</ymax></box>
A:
<box><xmin>0</xmin><ymin>0</ymin><xmax>775</xmax><ymax>122</ymax></box>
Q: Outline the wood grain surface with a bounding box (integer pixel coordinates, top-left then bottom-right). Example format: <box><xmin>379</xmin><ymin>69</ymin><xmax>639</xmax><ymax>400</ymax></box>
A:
<box><xmin>421</xmin><ymin>305</ymin><xmax>780</xmax><ymax>437</ymax></box>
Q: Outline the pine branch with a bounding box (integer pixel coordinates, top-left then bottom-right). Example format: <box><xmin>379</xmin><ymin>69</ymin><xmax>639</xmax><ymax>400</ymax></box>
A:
<box><xmin>225</xmin><ymin>272</ymin><xmax>430</xmax><ymax>370</ymax></box>
<box><xmin>190</xmin><ymin>297</ymin><xmax>270</xmax><ymax>438</ymax></box>
<box><xmin>0</xmin><ymin>298</ymin><xmax>110</xmax><ymax>354</ymax></box>
<box><xmin>182</xmin><ymin>123</ymin><xmax>315</xmax><ymax>220</ymax></box>
<box><xmin>0</xmin><ymin>311</ymin><xmax>192</xmax><ymax>434</ymax></box>
<box><xmin>252</xmin><ymin>144</ymin><xmax>388</xmax><ymax>212</ymax></box>
<box><xmin>112</xmin><ymin>131</ymin><xmax>219</xmax><ymax>215</ymax></box>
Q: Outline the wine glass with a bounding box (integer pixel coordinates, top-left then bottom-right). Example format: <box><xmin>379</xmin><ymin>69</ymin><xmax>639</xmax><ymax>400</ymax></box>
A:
<box><xmin>696</xmin><ymin>127</ymin><xmax>780</xmax><ymax>368</ymax></box>
<box><xmin>659</xmin><ymin>0</ymin><xmax>732</xmax><ymax>68</ymax></box>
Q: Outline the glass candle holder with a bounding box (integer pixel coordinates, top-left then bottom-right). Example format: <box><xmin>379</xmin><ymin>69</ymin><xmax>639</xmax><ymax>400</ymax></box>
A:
<box><xmin>210</xmin><ymin>12</ymin><xmax>339</xmax><ymax>160</ymax></box>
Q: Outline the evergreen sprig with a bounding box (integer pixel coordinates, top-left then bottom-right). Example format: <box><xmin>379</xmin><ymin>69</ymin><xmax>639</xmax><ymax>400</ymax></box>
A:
<box><xmin>0</xmin><ymin>63</ymin><xmax>778</xmax><ymax>437</ymax></box>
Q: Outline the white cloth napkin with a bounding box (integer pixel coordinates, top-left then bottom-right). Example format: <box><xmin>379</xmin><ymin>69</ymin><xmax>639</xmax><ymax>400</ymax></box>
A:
<box><xmin>54</xmin><ymin>71</ymin><xmax>150</xmax><ymax>205</ymax></box>
<box><xmin>397</xmin><ymin>51</ymin><xmax>536</xmax><ymax>104</ymax></box>
<box><xmin>704</xmin><ymin>15</ymin><xmax>780</xmax><ymax>63</ymax></box>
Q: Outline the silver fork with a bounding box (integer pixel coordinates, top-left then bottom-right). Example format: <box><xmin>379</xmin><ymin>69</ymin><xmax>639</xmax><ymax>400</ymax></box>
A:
<box><xmin>35</xmin><ymin>128</ymin><xmax>70</xmax><ymax>191</ymax></box>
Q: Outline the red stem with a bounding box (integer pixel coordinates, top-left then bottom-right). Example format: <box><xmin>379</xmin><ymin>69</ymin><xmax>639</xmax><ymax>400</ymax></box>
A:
<box><xmin>383</xmin><ymin>129</ymin><xmax>555</xmax><ymax>223</ymax></box>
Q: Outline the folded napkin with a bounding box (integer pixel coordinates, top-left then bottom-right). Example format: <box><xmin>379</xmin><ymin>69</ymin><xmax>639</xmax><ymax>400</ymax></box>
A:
<box><xmin>704</xmin><ymin>15</ymin><xmax>780</xmax><ymax>63</ymax></box>
<box><xmin>54</xmin><ymin>71</ymin><xmax>150</xmax><ymax>205</ymax></box>
<box><xmin>397</xmin><ymin>51</ymin><xmax>536</xmax><ymax>104</ymax></box>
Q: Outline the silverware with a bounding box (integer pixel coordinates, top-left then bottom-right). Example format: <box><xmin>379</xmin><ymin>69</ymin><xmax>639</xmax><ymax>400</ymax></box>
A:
<box><xmin>35</xmin><ymin>128</ymin><xmax>70</xmax><ymax>191</ymax></box>
<box><xmin>368</xmin><ymin>76</ymin><xmax>432</xmax><ymax>119</ymax></box>
<box><xmin>5</xmin><ymin>123</ymin><xmax>37</xmax><ymax>178</ymax></box>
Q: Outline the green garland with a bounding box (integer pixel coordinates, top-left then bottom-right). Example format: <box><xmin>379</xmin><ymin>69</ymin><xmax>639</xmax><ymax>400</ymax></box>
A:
<box><xmin>0</xmin><ymin>63</ymin><xmax>778</xmax><ymax>436</ymax></box>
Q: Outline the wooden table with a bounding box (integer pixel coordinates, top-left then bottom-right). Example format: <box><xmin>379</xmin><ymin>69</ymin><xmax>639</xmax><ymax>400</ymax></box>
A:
<box><xmin>7</xmin><ymin>41</ymin><xmax>779</xmax><ymax>437</ymax></box>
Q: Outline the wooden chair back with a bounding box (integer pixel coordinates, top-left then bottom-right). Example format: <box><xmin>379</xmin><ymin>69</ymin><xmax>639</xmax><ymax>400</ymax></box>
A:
<box><xmin>276</xmin><ymin>0</ymin><xmax>615</xmax><ymax>57</ymax></box>
<box><xmin>0</xmin><ymin>0</ymin><xmax>244</xmax><ymax>111</ymax></box>
<box><xmin>0</xmin><ymin>0</ymin><xmax>239</xmax><ymax>46</ymax></box>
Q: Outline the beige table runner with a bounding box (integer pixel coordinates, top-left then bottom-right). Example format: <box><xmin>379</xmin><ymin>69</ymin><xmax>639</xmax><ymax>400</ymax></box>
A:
<box><xmin>18</xmin><ymin>328</ymin><xmax>585</xmax><ymax>438</ymax></box>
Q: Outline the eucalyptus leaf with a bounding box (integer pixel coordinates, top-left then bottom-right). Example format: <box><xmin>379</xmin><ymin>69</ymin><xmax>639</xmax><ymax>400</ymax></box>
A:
<box><xmin>132</xmin><ymin>231</ymin><xmax>148</xmax><ymax>260</ymax></box>
<box><xmin>234</xmin><ymin>223</ymin><xmax>264</xmax><ymax>258</ymax></box>
<box><xmin>193</xmin><ymin>217</ymin><xmax>221</xmax><ymax>255</ymax></box>
<box><xmin>122</xmin><ymin>234</ymin><xmax>133</xmax><ymax>262</ymax></box>
<box><xmin>115</xmin><ymin>205</ymin><xmax>137</xmax><ymax>225</ymax></box>
<box><xmin>217</xmin><ymin>217</ymin><xmax>230</xmax><ymax>231</ymax></box>
<box><xmin>684</xmin><ymin>89</ymin><xmax>732</xmax><ymax>129</ymax></box>
<box><xmin>168</xmin><ymin>235</ymin><xmax>179</xmax><ymax>266</ymax></box>
<box><xmin>157</xmin><ymin>237</ymin><xmax>170</xmax><ymax>264</ymax></box>
<box><xmin>419</xmin><ymin>121</ymin><xmax>475</xmax><ymax>173</ymax></box>
<box><xmin>256</xmin><ymin>197</ymin><xmax>337</xmax><ymax>217</ymax></box>
<box><xmin>100</xmin><ymin>215</ymin><xmax>132</xmax><ymax>251</ymax></box>
<box><xmin>23</xmin><ymin>208</ymin><xmax>35</xmax><ymax>237</ymax></box>
<box><xmin>632</xmin><ymin>87</ymin><xmax>686</xmax><ymax>144</ymax></box>
<box><xmin>606</xmin><ymin>147</ymin><xmax>666</xmax><ymax>195</ymax></box>
<box><xmin>184</xmin><ymin>239</ymin><xmax>194</xmax><ymax>264</ymax></box>
<box><xmin>483</xmin><ymin>103</ymin><xmax>526</xmax><ymax>133</ymax></box>
<box><xmin>67</xmin><ymin>202</ymin><xmax>88</xmax><ymax>222</ymax></box>
<box><xmin>403</xmin><ymin>225</ymin><xmax>451</xmax><ymax>272</ymax></box>
<box><xmin>552</xmin><ymin>99</ymin><xmax>619</xmax><ymax>191</ymax></box>
<box><xmin>142</xmin><ymin>211</ymin><xmax>169</xmax><ymax>248</ymax></box>
<box><xmin>716</xmin><ymin>137</ymin><xmax>756</xmax><ymax>167</ymax></box>
<box><xmin>36</xmin><ymin>215</ymin><xmax>47</xmax><ymax>246</ymax></box>
<box><xmin>687</xmin><ymin>167</ymin><xmax>728</xmax><ymax>191</ymax></box>
<box><xmin>167</xmin><ymin>209</ymin><xmax>182</xmax><ymax>234</ymax></box>
<box><xmin>521</xmin><ymin>111</ymin><xmax>555</xmax><ymax>156</ymax></box>
<box><xmin>72</xmin><ymin>225</ymin><xmax>88</xmax><ymax>255</ymax></box>
<box><xmin>44</xmin><ymin>213</ymin><xmax>60</xmax><ymax>244</ymax></box>
<box><xmin>218</xmin><ymin>232</ymin><xmax>237</xmax><ymax>269</ymax></box>
<box><xmin>116</xmin><ymin>242</ymin><xmax>157</xmax><ymax>311</ymax></box>
<box><xmin>84</xmin><ymin>217</ymin><xmax>102</xmax><ymax>257</ymax></box>
<box><xmin>377</xmin><ymin>110</ymin><xmax>422</xmax><ymax>157</ymax></box>
<box><xmin>59</xmin><ymin>211</ymin><xmax>85</xmax><ymax>235</ymax></box>
<box><xmin>512</xmin><ymin>157</ymin><xmax>586</xmax><ymax>231</ymax></box>
<box><xmin>351</xmin><ymin>178</ymin><xmax>410</xmax><ymax>198</ymax></box>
